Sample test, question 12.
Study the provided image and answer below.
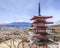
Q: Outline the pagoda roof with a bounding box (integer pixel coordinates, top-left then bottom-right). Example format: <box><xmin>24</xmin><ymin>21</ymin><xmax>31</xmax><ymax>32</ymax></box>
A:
<box><xmin>33</xmin><ymin>40</ymin><xmax>58</xmax><ymax>45</ymax></box>
<box><xmin>31</xmin><ymin>16</ymin><xmax>53</xmax><ymax>20</ymax></box>
<box><xmin>28</xmin><ymin>32</ymin><xmax>57</xmax><ymax>37</ymax></box>
<box><xmin>29</xmin><ymin>39</ymin><xmax>58</xmax><ymax>45</ymax></box>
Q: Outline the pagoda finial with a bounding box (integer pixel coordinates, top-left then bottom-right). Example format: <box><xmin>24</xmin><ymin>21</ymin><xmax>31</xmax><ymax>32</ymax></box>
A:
<box><xmin>38</xmin><ymin>2</ymin><xmax>41</xmax><ymax>16</ymax></box>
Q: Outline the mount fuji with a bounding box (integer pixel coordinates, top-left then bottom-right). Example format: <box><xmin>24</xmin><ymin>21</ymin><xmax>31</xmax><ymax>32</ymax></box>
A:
<box><xmin>4</xmin><ymin>22</ymin><xmax>31</xmax><ymax>28</ymax></box>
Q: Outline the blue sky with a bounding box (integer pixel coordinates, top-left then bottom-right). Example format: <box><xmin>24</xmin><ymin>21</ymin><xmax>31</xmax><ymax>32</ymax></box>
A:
<box><xmin>0</xmin><ymin>0</ymin><xmax>60</xmax><ymax>24</ymax></box>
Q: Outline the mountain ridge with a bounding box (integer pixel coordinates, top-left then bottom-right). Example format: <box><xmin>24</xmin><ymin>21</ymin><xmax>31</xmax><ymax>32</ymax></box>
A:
<box><xmin>4</xmin><ymin>22</ymin><xmax>31</xmax><ymax>28</ymax></box>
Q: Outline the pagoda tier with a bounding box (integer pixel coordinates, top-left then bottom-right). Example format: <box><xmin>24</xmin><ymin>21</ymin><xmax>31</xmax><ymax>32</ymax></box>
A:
<box><xmin>31</xmin><ymin>16</ymin><xmax>53</xmax><ymax>20</ymax></box>
<box><xmin>28</xmin><ymin>32</ymin><xmax>57</xmax><ymax>40</ymax></box>
<box><xmin>29</xmin><ymin>32</ymin><xmax>57</xmax><ymax>37</ymax></box>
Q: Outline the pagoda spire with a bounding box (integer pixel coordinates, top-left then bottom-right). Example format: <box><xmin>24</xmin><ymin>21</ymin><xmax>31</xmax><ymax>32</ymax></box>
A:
<box><xmin>38</xmin><ymin>2</ymin><xmax>41</xmax><ymax>16</ymax></box>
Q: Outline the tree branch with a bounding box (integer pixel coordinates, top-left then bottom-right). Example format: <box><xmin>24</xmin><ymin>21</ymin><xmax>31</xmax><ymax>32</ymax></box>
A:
<box><xmin>17</xmin><ymin>41</ymin><xmax>22</xmax><ymax>48</ymax></box>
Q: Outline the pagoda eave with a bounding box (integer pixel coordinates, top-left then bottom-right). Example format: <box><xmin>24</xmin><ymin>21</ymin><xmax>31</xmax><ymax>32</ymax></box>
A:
<box><xmin>31</xmin><ymin>16</ymin><xmax>53</xmax><ymax>20</ymax></box>
<box><xmin>29</xmin><ymin>39</ymin><xmax>58</xmax><ymax>45</ymax></box>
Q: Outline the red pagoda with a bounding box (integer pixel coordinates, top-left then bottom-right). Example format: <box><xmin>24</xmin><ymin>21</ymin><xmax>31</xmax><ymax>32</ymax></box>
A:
<box><xmin>29</xmin><ymin>2</ymin><xmax>58</xmax><ymax>48</ymax></box>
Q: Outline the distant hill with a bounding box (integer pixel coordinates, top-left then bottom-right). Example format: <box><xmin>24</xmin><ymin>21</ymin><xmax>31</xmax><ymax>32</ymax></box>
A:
<box><xmin>4</xmin><ymin>22</ymin><xmax>31</xmax><ymax>28</ymax></box>
<box><xmin>50</xmin><ymin>24</ymin><xmax>60</xmax><ymax>34</ymax></box>
<box><xmin>51</xmin><ymin>24</ymin><xmax>60</xmax><ymax>27</ymax></box>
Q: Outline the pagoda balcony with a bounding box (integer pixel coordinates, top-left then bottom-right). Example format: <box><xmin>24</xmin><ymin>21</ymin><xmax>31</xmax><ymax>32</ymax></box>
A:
<box><xmin>35</xmin><ymin>26</ymin><xmax>47</xmax><ymax>28</ymax></box>
<box><xmin>34</xmin><ymin>20</ymin><xmax>46</xmax><ymax>22</ymax></box>
<box><xmin>32</xmin><ymin>37</ymin><xmax>48</xmax><ymax>42</ymax></box>
<box><xmin>30</xmin><ymin>28</ymin><xmax>55</xmax><ymax>30</ymax></box>
<box><xmin>32</xmin><ymin>22</ymin><xmax>53</xmax><ymax>24</ymax></box>
<box><xmin>33</xmin><ymin>36</ymin><xmax>48</xmax><ymax>39</ymax></box>
<box><xmin>33</xmin><ymin>23</ymin><xmax>45</xmax><ymax>27</ymax></box>
<box><xmin>32</xmin><ymin>30</ymin><xmax>47</xmax><ymax>34</ymax></box>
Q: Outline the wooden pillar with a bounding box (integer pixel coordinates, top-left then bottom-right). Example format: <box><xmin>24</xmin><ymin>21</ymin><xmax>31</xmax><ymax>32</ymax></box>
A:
<box><xmin>46</xmin><ymin>44</ymin><xmax>48</xmax><ymax>48</ymax></box>
<box><xmin>43</xmin><ymin>44</ymin><xmax>45</xmax><ymax>48</ymax></box>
